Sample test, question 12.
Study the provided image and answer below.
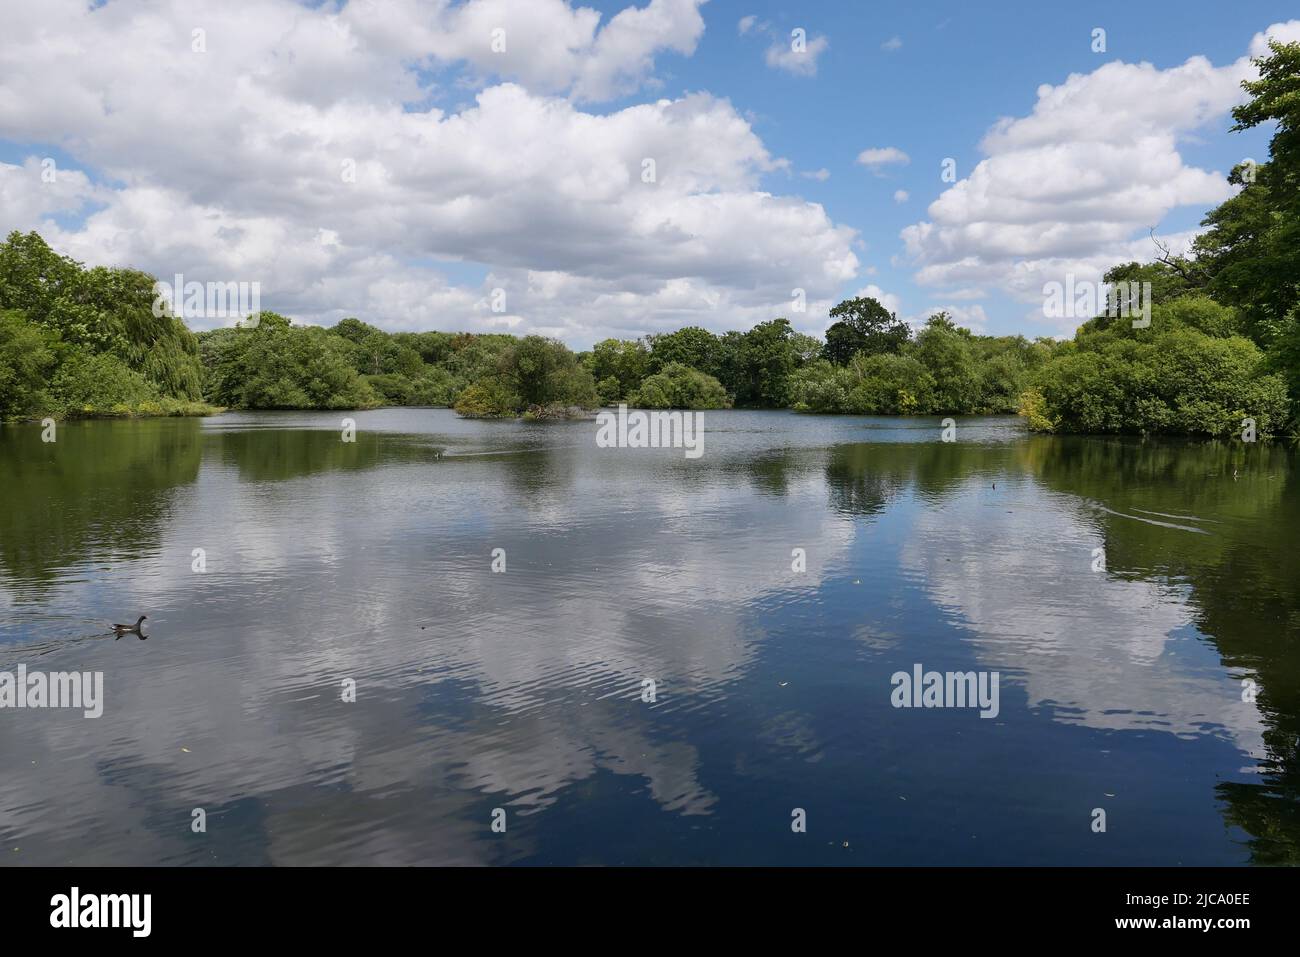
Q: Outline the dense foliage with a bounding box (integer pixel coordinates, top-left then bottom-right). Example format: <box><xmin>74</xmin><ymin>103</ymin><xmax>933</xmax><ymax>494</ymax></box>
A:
<box><xmin>0</xmin><ymin>232</ymin><xmax>211</xmax><ymax>418</ymax></box>
<box><xmin>201</xmin><ymin>313</ymin><xmax>377</xmax><ymax>410</ymax></box>
<box><xmin>451</xmin><ymin>335</ymin><xmax>598</xmax><ymax>418</ymax></box>
<box><xmin>822</xmin><ymin>296</ymin><xmax>912</xmax><ymax>365</ymax></box>
<box><xmin>630</xmin><ymin>362</ymin><xmax>731</xmax><ymax>409</ymax></box>
<box><xmin>789</xmin><ymin>314</ymin><xmax>1051</xmax><ymax>415</ymax></box>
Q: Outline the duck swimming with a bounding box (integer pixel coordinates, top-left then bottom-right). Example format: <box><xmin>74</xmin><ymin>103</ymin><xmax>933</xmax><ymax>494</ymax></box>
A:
<box><xmin>112</xmin><ymin>615</ymin><xmax>148</xmax><ymax>639</ymax></box>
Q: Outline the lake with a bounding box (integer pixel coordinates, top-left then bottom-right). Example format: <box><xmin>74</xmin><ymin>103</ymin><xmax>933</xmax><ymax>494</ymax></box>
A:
<box><xmin>1</xmin><ymin>409</ymin><xmax>1296</xmax><ymax>865</ymax></box>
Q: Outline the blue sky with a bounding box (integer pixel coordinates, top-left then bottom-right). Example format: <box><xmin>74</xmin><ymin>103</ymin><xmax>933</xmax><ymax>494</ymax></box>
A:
<box><xmin>1</xmin><ymin>0</ymin><xmax>1297</xmax><ymax>344</ymax></box>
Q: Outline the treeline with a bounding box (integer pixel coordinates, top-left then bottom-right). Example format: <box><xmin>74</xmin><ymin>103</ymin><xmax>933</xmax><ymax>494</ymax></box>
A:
<box><xmin>4</xmin><ymin>224</ymin><xmax>1289</xmax><ymax>437</ymax></box>
<box><xmin>197</xmin><ymin>315</ymin><xmax>602</xmax><ymax>418</ymax></box>
<box><xmin>199</xmin><ymin>312</ymin><xmax>830</xmax><ymax>418</ymax></box>
<box><xmin>0</xmin><ymin>226</ymin><xmax>1063</xmax><ymax>423</ymax></box>
<box><xmin>197</xmin><ymin>308</ymin><xmax>1050</xmax><ymax>419</ymax></box>
<box><xmin>789</xmin><ymin>300</ymin><xmax>1053</xmax><ymax>415</ymax></box>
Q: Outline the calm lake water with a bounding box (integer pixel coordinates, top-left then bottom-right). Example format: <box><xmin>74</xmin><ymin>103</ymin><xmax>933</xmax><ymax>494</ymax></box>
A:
<box><xmin>1</xmin><ymin>408</ymin><xmax>1297</xmax><ymax>865</ymax></box>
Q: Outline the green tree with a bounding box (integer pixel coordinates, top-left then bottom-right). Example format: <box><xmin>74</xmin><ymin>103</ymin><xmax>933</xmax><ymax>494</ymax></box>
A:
<box><xmin>789</xmin><ymin>353</ymin><xmax>936</xmax><ymax>414</ymax></box>
<box><xmin>1023</xmin><ymin>326</ymin><xmax>1289</xmax><ymax>435</ymax></box>
<box><xmin>49</xmin><ymin>350</ymin><xmax>161</xmax><ymax>415</ymax></box>
<box><xmin>584</xmin><ymin>338</ymin><xmax>650</xmax><ymax>400</ymax></box>
<box><xmin>1101</xmin><ymin>261</ymin><xmax>1197</xmax><ymax>314</ymax></box>
<box><xmin>647</xmin><ymin>326</ymin><xmax>723</xmax><ymax>378</ymax></box>
<box><xmin>735</xmin><ymin>318</ymin><xmax>803</xmax><ymax>407</ymax></box>
<box><xmin>822</xmin><ymin>296</ymin><xmax>911</xmax><ymax>365</ymax></box>
<box><xmin>629</xmin><ymin>362</ymin><xmax>730</xmax><ymax>409</ymax></box>
<box><xmin>910</xmin><ymin>312</ymin><xmax>981</xmax><ymax>413</ymax></box>
<box><xmin>0</xmin><ymin>310</ymin><xmax>57</xmax><ymax>418</ymax></box>
<box><xmin>453</xmin><ymin>380</ymin><xmax>522</xmax><ymax>418</ymax></box>
<box><xmin>0</xmin><ymin>231</ymin><xmax>205</xmax><ymax>410</ymax></box>
<box><xmin>849</xmin><ymin>352</ymin><xmax>937</xmax><ymax>413</ymax></box>
<box><xmin>1191</xmin><ymin>41</ymin><xmax>1300</xmax><ymax>425</ymax></box>
<box><xmin>494</xmin><ymin>335</ymin><xmax>598</xmax><ymax>409</ymax></box>
<box><xmin>201</xmin><ymin>314</ymin><xmax>376</xmax><ymax>409</ymax></box>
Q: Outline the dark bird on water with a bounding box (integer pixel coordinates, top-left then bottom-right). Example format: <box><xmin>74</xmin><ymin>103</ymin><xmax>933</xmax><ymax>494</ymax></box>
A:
<box><xmin>112</xmin><ymin>615</ymin><xmax>148</xmax><ymax>639</ymax></box>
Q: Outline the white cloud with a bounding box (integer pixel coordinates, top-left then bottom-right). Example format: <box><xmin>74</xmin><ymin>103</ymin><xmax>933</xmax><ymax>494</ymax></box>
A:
<box><xmin>0</xmin><ymin>158</ymin><xmax>104</xmax><ymax>225</ymax></box>
<box><xmin>893</xmin><ymin>189</ymin><xmax>909</xmax><ymax>203</ymax></box>
<box><xmin>0</xmin><ymin>0</ymin><xmax>861</xmax><ymax>344</ymax></box>
<box><xmin>927</xmin><ymin>303</ymin><xmax>989</xmax><ymax>333</ymax></box>
<box><xmin>857</xmin><ymin>147</ymin><xmax>910</xmax><ymax>172</ymax></box>
<box><xmin>351</xmin><ymin>0</ymin><xmax>709</xmax><ymax>103</ymax></box>
<box><xmin>739</xmin><ymin>19</ymin><xmax>828</xmax><ymax>79</ymax></box>
<box><xmin>802</xmin><ymin>168</ymin><xmax>831</xmax><ymax>181</ymax></box>
<box><xmin>764</xmin><ymin>33</ymin><xmax>829</xmax><ymax>77</ymax></box>
<box><xmin>881</xmin><ymin>36</ymin><xmax>902</xmax><ymax>52</ymax></box>
<box><xmin>938</xmin><ymin>287</ymin><xmax>986</xmax><ymax>301</ymax></box>
<box><xmin>854</xmin><ymin>284</ymin><xmax>903</xmax><ymax>317</ymax></box>
<box><xmin>901</xmin><ymin>20</ymin><xmax>1300</xmax><ymax>333</ymax></box>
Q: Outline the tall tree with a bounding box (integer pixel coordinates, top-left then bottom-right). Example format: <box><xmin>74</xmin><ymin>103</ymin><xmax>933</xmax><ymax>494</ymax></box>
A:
<box><xmin>1192</xmin><ymin>40</ymin><xmax>1300</xmax><ymax>420</ymax></box>
<box><xmin>822</xmin><ymin>296</ymin><xmax>911</xmax><ymax>365</ymax></box>
<box><xmin>736</xmin><ymin>318</ymin><xmax>803</xmax><ymax>407</ymax></box>
<box><xmin>647</xmin><ymin>326</ymin><xmax>723</xmax><ymax>378</ymax></box>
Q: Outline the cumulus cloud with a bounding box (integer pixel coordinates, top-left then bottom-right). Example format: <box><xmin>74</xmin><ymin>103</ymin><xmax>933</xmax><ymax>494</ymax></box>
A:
<box><xmin>802</xmin><ymin>168</ymin><xmax>831</xmax><ymax>181</ymax></box>
<box><xmin>881</xmin><ymin>36</ymin><xmax>902</xmax><ymax>52</ymax></box>
<box><xmin>857</xmin><ymin>146</ymin><xmax>910</xmax><ymax>172</ymax></box>
<box><xmin>349</xmin><ymin>0</ymin><xmax>707</xmax><ymax>103</ymax></box>
<box><xmin>737</xmin><ymin>18</ymin><xmax>828</xmax><ymax>77</ymax></box>
<box><xmin>941</xmin><ymin>287</ymin><xmax>987</xmax><ymax>301</ymax></box>
<box><xmin>900</xmin><ymin>20</ymin><xmax>1300</xmax><ymax>332</ymax></box>
<box><xmin>764</xmin><ymin>32</ymin><xmax>829</xmax><ymax>77</ymax></box>
<box><xmin>0</xmin><ymin>158</ymin><xmax>105</xmax><ymax>225</ymax></box>
<box><xmin>854</xmin><ymin>284</ymin><xmax>903</xmax><ymax>317</ymax></box>
<box><xmin>893</xmin><ymin>189</ymin><xmax>909</xmax><ymax>203</ymax></box>
<box><xmin>0</xmin><ymin>0</ymin><xmax>861</xmax><ymax>343</ymax></box>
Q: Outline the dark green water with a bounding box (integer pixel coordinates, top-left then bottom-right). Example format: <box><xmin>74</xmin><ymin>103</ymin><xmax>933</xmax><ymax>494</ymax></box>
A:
<box><xmin>0</xmin><ymin>409</ymin><xmax>1297</xmax><ymax>865</ymax></box>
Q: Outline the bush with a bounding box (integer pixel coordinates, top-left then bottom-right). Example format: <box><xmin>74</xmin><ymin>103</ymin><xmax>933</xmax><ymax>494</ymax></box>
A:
<box><xmin>201</xmin><ymin>314</ymin><xmax>378</xmax><ymax>410</ymax></box>
<box><xmin>49</xmin><ymin>350</ymin><xmax>161</xmax><ymax>416</ymax></box>
<box><xmin>629</xmin><ymin>362</ymin><xmax>730</xmax><ymax>409</ymax></box>
<box><xmin>454</xmin><ymin>336</ymin><xmax>597</xmax><ymax>417</ymax></box>
<box><xmin>789</xmin><ymin>354</ymin><xmax>935</xmax><ymax>414</ymax></box>
<box><xmin>1025</xmin><ymin>327</ymin><xmax>1290</xmax><ymax>435</ymax></box>
<box><xmin>453</xmin><ymin>381</ymin><xmax>520</xmax><ymax>417</ymax></box>
<box><xmin>496</xmin><ymin>335</ymin><xmax>598</xmax><ymax>409</ymax></box>
<box><xmin>788</xmin><ymin>360</ymin><xmax>854</xmax><ymax>413</ymax></box>
<box><xmin>410</xmin><ymin>366</ymin><xmax>460</xmax><ymax>406</ymax></box>
<box><xmin>846</xmin><ymin>353</ymin><xmax>936</xmax><ymax>413</ymax></box>
<box><xmin>522</xmin><ymin>403</ymin><xmax>596</xmax><ymax>420</ymax></box>
<box><xmin>1017</xmin><ymin>388</ymin><xmax>1058</xmax><ymax>432</ymax></box>
<box><xmin>362</xmin><ymin>373</ymin><xmax>415</xmax><ymax>405</ymax></box>
<box><xmin>0</xmin><ymin>309</ymin><xmax>57</xmax><ymax>418</ymax></box>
